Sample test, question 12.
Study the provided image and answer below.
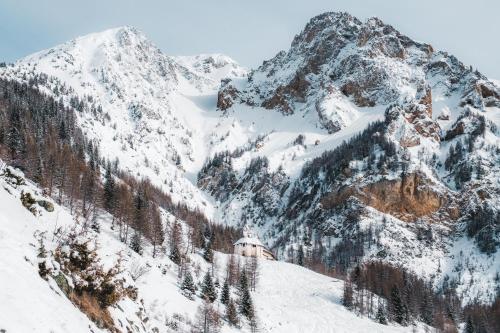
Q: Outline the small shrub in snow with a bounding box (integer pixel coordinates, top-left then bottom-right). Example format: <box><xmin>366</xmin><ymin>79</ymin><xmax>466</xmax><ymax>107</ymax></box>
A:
<box><xmin>20</xmin><ymin>191</ymin><xmax>37</xmax><ymax>215</ymax></box>
<box><xmin>130</xmin><ymin>260</ymin><xmax>149</xmax><ymax>282</ymax></box>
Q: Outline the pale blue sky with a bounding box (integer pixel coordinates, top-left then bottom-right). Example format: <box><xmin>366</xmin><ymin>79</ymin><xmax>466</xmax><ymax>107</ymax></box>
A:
<box><xmin>0</xmin><ymin>0</ymin><xmax>498</xmax><ymax>78</ymax></box>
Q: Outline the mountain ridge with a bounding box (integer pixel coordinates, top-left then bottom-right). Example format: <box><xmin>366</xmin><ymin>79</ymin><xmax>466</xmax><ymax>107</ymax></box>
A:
<box><xmin>1</xmin><ymin>11</ymin><xmax>499</xmax><ymax>306</ymax></box>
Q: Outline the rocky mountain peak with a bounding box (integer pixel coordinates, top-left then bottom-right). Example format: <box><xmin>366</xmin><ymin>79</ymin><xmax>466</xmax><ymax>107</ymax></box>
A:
<box><xmin>290</xmin><ymin>11</ymin><xmax>361</xmax><ymax>51</ymax></box>
<box><xmin>218</xmin><ymin>12</ymin><xmax>499</xmax><ymax>136</ymax></box>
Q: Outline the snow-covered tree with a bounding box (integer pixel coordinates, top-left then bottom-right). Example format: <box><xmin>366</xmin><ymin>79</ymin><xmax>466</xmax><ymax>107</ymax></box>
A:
<box><xmin>390</xmin><ymin>286</ymin><xmax>407</xmax><ymax>325</ymax></box>
<box><xmin>376</xmin><ymin>305</ymin><xmax>387</xmax><ymax>325</ymax></box>
<box><xmin>103</xmin><ymin>163</ymin><xmax>116</xmax><ymax>212</ymax></box>
<box><xmin>226</xmin><ymin>298</ymin><xmax>239</xmax><ymax>327</ymax></box>
<box><xmin>181</xmin><ymin>271</ymin><xmax>196</xmax><ymax>300</ymax></box>
<box><xmin>238</xmin><ymin>269</ymin><xmax>255</xmax><ymax>320</ymax></box>
<box><xmin>130</xmin><ymin>231</ymin><xmax>143</xmax><ymax>254</ymax></box>
<box><xmin>203</xmin><ymin>242</ymin><xmax>214</xmax><ymax>263</ymax></box>
<box><xmin>201</xmin><ymin>272</ymin><xmax>217</xmax><ymax>302</ymax></box>
<box><xmin>342</xmin><ymin>280</ymin><xmax>354</xmax><ymax>309</ymax></box>
<box><xmin>220</xmin><ymin>278</ymin><xmax>230</xmax><ymax>305</ymax></box>
<box><xmin>297</xmin><ymin>245</ymin><xmax>305</xmax><ymax>266</ymax></box>
<box><xmin>169</xmin><ymin>244</ymin><xmax>181</xmax><ymax>265</ymax></box>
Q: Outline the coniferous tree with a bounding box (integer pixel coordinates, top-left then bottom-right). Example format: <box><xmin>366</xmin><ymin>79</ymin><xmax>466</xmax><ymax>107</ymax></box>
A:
<box><xmin>390</xmin><ymin>285</ymin><xmax>406</xmax><ymax>325</ymax></box>
<box><xmin>237</xmin><ymin>269</ymin><xmax>254</xmax><ymax>320</ymax></box>
<box><xmin>169</xmin><ymin>244</ymin><xmax>181</xmax><ymax>265</ymax></box>
<box><xmin>342</xmin><ymin>280</ymin><xmax>354</xmax><ymax>309</ymax></box>
<box><xmin>220</xmin><ymin>279</ymin><xmax>230</xmax><ymax>305</ymax></box>
<box><xmin>201</xmin><ymin>272</ymin><xmax>217</xmax><ymax>303</ymax></box>
<box><xmin>465</xmin><ymin>316</ymin><xmax>474</xmax><ymax>333</ymax></box>
<box><xmin>376</xmin><ymin>306</ymin><xmax>388</xmax><ymax>325</ymax></box>
<box><xmin>130</xmin><ymin>231</ymin><xmax>143</xmax><ymax>254</ymax></box>
<box><xmin>420</xmin><ymin>292</ymin><xmax>434</xmax><ymax>325</ymax></box>
<box><xmin>37</xmin><ymin>236</ymin><xmax>50</xmax><ymax>279</ymax></box>
<box><xmin>297</xmin><ymin>245</ymin><xmax>305</xmax><ymax>266</ymax></box>
<box><xmin>6</xmin><ymin>109</ymin><xmax>25</xmax><ymax>164</ymax></box>
<box><xmin>226</xmin><ymin>298</ymin><xmax>239</xmax><ymax>327</ymax></box>
<box><xmin>203</xmin><ymin>241</ymin><xmax>214</xmax><ymax>263</ymax></box>
<box><xmin>103</xmin><ymin>163</ymin><xmax>116</xmax><ymax>212</ymax></box>
<box><xmin>181</xmin><ymin>271</ymin><xmax>196</xmax><ymax>299</ymax></box>
<box><xmin>238</xmin><ymin>269</ymin><xmax>249</xmax><ymax>296</ymax></box>
<box><xmin>168</xmin><ymin>220</ymin><xmax>182</xmax><ymax>264</ymax></box>
<box><xmin>239</xmin><ymin>287</ymin><xmax>254</xmax><ymax>320</ymax></box>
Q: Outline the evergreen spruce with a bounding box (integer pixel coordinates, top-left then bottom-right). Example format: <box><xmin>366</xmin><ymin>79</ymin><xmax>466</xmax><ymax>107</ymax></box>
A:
<box><xmin>420</xmin><ymin>292</ymin><xmax>434</xmax><ymax>325</ymax></box>
<box><xmin>376</xmin><ymin>306</ymin><xmax>388</xmax><ymax>325</ymax></box>
<box><xmin>220</xmin><ymin>279</ymin><xmax>230</xmax><ymax>305</ymax></box>
<box><xmin>6</xmin><ymin>110</ymin><xmax>25</xmax><ymax>163</ymax></box>
<box><xmin>169</xmin><ymin>244</ymin><xmax>181</xmax><ymax>265</ymax></box>
<box><xmin>37</xmin><ymin>237</ymin><xmax>50</xmax><ymax>279</ymax></box>
<box><xmin>203</xmin><ymin>242</ymin><xmax>214</xmax><ymax>263</ymax></box>
<box><xmin>342</xmin><ymin>280</ymin><xmax>354</xmax><ymax>309</ymax></box>
<box><xmin>180</xmin><ymin>271</ymin><xmax>196</xmax><ymax>299</ymax></box>
<box><xmin>238</xmin><ymin>269</ymin><xmax>254</xmax><ymax>320</ymax></box>
<box><xmin>239</xmin><ymin>287</ymin><xmax>254</xmax><ymax>319</ymax></box>
<box><xmin>465</xmin><ymin>316</ymin><xmax>474</xmax><ymax>333</ymax></box>
<box><xmin>297</xmin><ymin>245</ymin><xmax>305</xmax><ymax>266</ymax></box>
<box><xmin>130</xmin><ymin>232</ymin><xmax>143</xmax><ymax>254</ymax></box>
<box><xmin>390</xmin><ymin>286</ymin><xmax>406</xmax><ymax>325</ymax></box>
<box><xmin>201</xmin><ymin>272</ymin><xmax>217</xmax><ymax>302</ymax></box>
<box><xmin>226</xmin><ymin>298</ymin><xmax>239</xmax><ymax>327</ymax></box>
<box><xmin>103</xmin><ymin>163</ymin><xmax>115</xmax><ymax>212</ymax></box>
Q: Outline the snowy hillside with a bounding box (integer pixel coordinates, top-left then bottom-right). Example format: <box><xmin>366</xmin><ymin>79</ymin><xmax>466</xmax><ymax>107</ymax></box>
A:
<box><xmin>0</xmin><ymin>163</ymin><xmax>427</xmax><ymax>333</ymax></box>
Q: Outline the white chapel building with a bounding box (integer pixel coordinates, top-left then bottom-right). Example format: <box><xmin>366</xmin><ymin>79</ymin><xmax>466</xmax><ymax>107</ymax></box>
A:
<box><xmin>234</xmin><ymin>226</ymin><xmax>275</xmax><ymax>260</ymax></box>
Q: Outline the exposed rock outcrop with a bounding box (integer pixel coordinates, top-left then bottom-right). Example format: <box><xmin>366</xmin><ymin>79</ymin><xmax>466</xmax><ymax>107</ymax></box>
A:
<box><xmin>321</xmin><ymin>172</ymin><xmax>453</xmax><ymax>222</ymax></box>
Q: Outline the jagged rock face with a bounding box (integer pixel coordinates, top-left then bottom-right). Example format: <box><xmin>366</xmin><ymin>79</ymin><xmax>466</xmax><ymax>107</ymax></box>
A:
<box><xmin>224</xmin><ymin>12</ymin><xmax>500</xmax><ymax>135</ymax></box>
<box><xmin>198</xmin><ymin>155</ymin><xmax>290</xmax><ymax>229</ymax></box>
<box><xmin>385</xmin><ymin>102</ymin><xmax>441</xmax><ymax>148</ymax></box>
<box><xmin>321</xmin><ymin>172</ymin><xmax>453</xmax><ymax>222</ymax></box>
<box><xmin>217</xmin><ymin>79</ymin><xmax>240</xmax><ymax>111</ymax></box>
<box><xmin>240</xmin><ymin>12</ymin><xmax>433</xmax><ymax>129</ymax></box>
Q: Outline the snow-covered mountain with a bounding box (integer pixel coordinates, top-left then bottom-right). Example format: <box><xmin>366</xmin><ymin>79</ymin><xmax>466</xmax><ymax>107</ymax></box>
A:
<box><xmin>1</xmin><ymin>10</ymin><xmax>500</xmax><ymax>325</ymax></box>
<box><xmin>0</xmin><ymin>26</ymin><xmax>247</xmax><ymax>218</ymax></box>
<box><xmin>0</xmin><ymin>163</ymin><xmax>428</xmax><ymax>333</ymax></box>
<box><xmin>205</xmin><ymin>12</ymin><xmax>500</xmax><ymax>303</ymax></box>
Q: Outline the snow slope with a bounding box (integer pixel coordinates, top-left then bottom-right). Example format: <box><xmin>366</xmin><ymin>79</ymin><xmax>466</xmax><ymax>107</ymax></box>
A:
<box><xmin>254</xmin><ymin>260</ymin><xmax>412</xmax><ymax>333</ymax></box>
<box><xmin>0</xmin><ymin>163</ymin><xmax>427</xmax><ymax>333</ymax></box>
<box><xmin>0</xmin><ymin>169</ymin><xmax>103</xmax><ymax>333</ymax></box>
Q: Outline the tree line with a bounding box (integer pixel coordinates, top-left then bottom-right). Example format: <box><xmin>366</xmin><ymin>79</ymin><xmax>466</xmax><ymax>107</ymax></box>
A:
<box><xmin>341</xmin><ymin>262</ymin><xmax>500</xmax><ymax>333</ymax></box>
<box><xmin>0</xmin><ymin>78</ymin><xmax>239</xmax><ymax>256</ymax></box>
